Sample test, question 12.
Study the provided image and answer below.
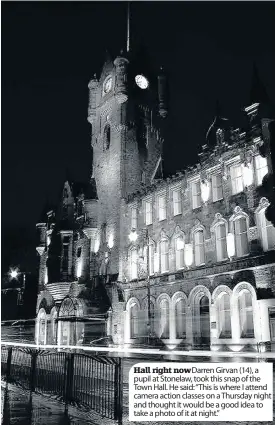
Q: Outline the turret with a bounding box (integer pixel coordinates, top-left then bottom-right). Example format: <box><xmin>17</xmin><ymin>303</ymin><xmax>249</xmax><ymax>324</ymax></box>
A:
<box><xmin>88</xmin><ymin>74</ymin><xmax>99</xmax><ymax>125</ymax></box>
<box><xmin>158</xmin><ymin>67</ymin><xmax>168</xmax><ymax>118</ymax></box>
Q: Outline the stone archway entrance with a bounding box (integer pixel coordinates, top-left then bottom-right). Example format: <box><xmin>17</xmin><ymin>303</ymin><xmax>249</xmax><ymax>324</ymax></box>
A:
<box><xmin>191</xmin><ymin>289</ymin><xmax>211</xmax><ymax>349</ymax></box>
<box><xmin>58</xmin><ymin>297</ymin><xmax>85</xmax><ymax>346</ymax></box>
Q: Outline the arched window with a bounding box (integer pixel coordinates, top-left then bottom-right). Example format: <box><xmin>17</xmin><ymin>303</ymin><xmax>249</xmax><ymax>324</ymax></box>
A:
<box><xmin>199</xmin><ymin>296</ymin><xmax>210</xmax><ymax>343</ymax></box>
<box><xmin>175</xmin><ymin>236</ymin><xmax>184</xmax><ymax>270</ymax></box>
<box><xmin>160</xmin><ymin>239</ymin><xmax>169</xmax><ymax>273</ymax></box>
<box><xmin>38</xmin><ymin>309</ymin><xmax>47</xmax><ymax>345</ymax></box>
<box><xmin>160</xmin><ymin>299</ymin><xmax>169</xmax><ymax>339</ymax></box>
<box><xmin>130</xmin><ymin>303</ymin><xmax>139</xmax><ymax>339</ymax></box>
<box><xmin>175</xmin><ymin>298</ymin><xmax>186</xmax><ymax>339</ymax></box>
<box><xmin>234</xmin><ymin>217</ymin><xmax>249</xmax><ymax>257</ymax></box>
<box><xmin>130</xmin><ymin>248</ymin><xmax>138</xmax><ymax>280</ymax></box>
<box><xmin>216</xmin><ymin>223</ymin><xmax>227</xmax><ymax>261</ymax></box>
<box><xmin>51</xmin><ymin>308</ymin><xmax>58</xmax><ymax>344</ymax></box>
<box><xmin>258</xmin><ymin>209</ymin><xmax>275</xmax><ymax>252</ymax></box>
<box><xmin>103</xmin><ymin>124</ymin><xmax>111</xmax><ymax>150</ymax></box>
<box><xmin>238</xmin><ymin>290</ymin><xmax>254</xmax><ymax>338</ymax></box>
<box><xmin>217</xmin><ymin>293</ymin><xmax>231</xmax><ymax>338</ymax></box>
<box><xmin>194</xmin><ymin>230</ymin><xmax>205</xmax><ymax>266</ymax></box>
<box><xmin>59</xmin><ymin>298</ymin><xmax>75</xmax><ymax>346</ymax></box>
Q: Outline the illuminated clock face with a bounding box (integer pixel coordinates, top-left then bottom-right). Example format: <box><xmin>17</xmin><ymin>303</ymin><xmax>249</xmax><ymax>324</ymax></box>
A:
<box><xmin>135</xmin><ymin>74</ymin><xmax>149</xmax><ymax>89</ymax></box>
<box><xmin>103</xmin><ymin>76</ymin><xmax>112</xmax><ymax>94</ymax></box>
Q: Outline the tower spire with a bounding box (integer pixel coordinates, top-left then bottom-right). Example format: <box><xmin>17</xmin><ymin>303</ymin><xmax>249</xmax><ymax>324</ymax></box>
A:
<box><xmin>127</xmin><ymin>2</ymin><xmax>130</xmax><ymax>52</ymax></box>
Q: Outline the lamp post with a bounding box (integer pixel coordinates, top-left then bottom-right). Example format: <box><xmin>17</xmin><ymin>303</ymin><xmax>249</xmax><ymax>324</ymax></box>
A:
<box><xmin>129</xmin><ymin>228</ymin><xmax>152</xmax><ymax>346</ymax></box>
<box><xmin>9</xmin><ymin>268</ymin><xmax>26</xmax><ymax>306</ymax></box>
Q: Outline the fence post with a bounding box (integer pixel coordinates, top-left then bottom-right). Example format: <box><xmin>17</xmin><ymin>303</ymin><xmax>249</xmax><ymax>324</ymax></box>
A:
<box><xmin>64</xmin><ymin>352</ymin><xmax>75</xmax><ymax>412</ymax></box>
<box><xmin>114</xmin><ymin>357</ymin><xmax>123</xmax><ymax>425</ymax></box>
<box><xmin>30</xmin><ymin>350</ymin><xmax>38</xmax><ymax>393</ymax></box>
<box><xmin>6</xmin><ymin>347</ymin><xmax>13</xmax><ymax>382</ymax></box>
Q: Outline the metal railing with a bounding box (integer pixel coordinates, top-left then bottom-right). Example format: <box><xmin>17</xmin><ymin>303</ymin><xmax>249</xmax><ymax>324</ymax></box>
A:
<box><xmin>1</xmin><ymin>344</ymin><xmax>123</xmax><ymax>424</ymax></box>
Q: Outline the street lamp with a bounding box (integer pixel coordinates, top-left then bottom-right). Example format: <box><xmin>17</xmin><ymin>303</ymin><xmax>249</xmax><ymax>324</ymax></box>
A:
<box><xmin>8</xmin><ymin>268</ymin><xmax>26</xmax><ymax>306</ymax></box>
<box><xmin>10</xmin><ymin>270</ymin><xmax>18</xmax><ymax>279</ymax></box>
<box><xmin>129</xmin><ymin>228</ymin><xmax>153</xmax><ymax>346</ymax></box>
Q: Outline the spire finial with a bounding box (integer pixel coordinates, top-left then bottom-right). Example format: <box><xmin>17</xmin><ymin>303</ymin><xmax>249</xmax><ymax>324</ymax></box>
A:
<box><xmin>127</xmin><ymin>2</ymin><xmax>130</xmax><ymax>53</ymax></box>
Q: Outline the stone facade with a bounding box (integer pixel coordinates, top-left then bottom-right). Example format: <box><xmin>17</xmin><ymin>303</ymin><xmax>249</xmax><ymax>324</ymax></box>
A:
<box><xmin>35</xmin><ymin>49</ymin><xmax>275</xmax><ymax>352</ymax></box>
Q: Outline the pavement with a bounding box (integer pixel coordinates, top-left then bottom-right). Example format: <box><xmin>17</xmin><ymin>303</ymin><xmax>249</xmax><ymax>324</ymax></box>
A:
<box><xmin>1</xmin><ymin>351</ymin><xmax>275</xmax><ymax>425</ymax></box>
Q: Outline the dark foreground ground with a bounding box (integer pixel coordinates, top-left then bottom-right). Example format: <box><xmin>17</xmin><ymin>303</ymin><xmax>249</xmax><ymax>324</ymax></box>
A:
<box><xmin>1</xmin><ymin>355</ymin><xmax>275</xmax><ymax>425</ymax></box>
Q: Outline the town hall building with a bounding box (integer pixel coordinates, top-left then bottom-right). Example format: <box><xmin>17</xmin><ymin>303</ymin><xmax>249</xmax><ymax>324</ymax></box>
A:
<box><xmin>35</xmin><ymin>45</ymin><xmax>275</xmax><ymax>353</ymax></box>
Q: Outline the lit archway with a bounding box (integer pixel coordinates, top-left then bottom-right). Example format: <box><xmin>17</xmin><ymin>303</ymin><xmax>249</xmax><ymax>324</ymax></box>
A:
<box><xmin>189</xmin><ymin>286</ymin><xmax>211</xmax><ymax>348</ymax></box>
<box><xmin>58</xmin><ymin>297</ymin><xmax>85</xmax><ymax>346</ymax></box>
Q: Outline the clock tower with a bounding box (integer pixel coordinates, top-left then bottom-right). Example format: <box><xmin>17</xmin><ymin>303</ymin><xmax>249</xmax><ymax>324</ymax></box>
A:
<box><xmin>87</xmin><ymin>48</ymin><xmax>168</xmax><ymax>277</ymax></box>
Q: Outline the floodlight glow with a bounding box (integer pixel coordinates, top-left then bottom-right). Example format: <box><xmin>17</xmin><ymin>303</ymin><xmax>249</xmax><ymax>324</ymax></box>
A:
<box><xmin>201</xmin><ymin>180</ymin><xmax>210</xmax><ymax>203</ymax></box>
<box><xmin>242</xmin><ymin>163</ymin><xmax>253</xmax><ymax>187</ymax></box>
<box><xmin>129</xmin><ymin>230</ymin><xmax>138</xmax><ymax>242</ymax></box>
<box><xmin>10</xmin><ymin>270</ymin><xmax>18</xmax><ymax>279</ymax></box>
<box><xmin>226</xmin><ymin>232</ymin><xmax>235</xmax><ymax>258</ymax></box>
<box><xmin>184</xmin><ymin>244</ymin><xmax>193</xmax><ymax>267</ymax></box>
<box><xmin>108</xmin><ymin>234</ymin><xmax>114</xmax><ymax>249</ymax></box>
<box><xmin>76</xmin><ymin>261</ymin><xmax>82</xmax><ymax>278</ymax></box>
<box><xmin>94</xmin><ymin>239</ymin><xmax>100</xmax><ymax>253</ymax></box>
<box><xmin>176</xmin><ymin>238</ymin><xmax>184</xmax><ymax>250</ymax></box>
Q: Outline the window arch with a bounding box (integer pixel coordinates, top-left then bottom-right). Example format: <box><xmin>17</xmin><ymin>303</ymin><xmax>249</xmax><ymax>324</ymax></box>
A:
<box><xmin>37</xmin><ymin>308</ymin><xmax>47</xmax><ymax>345</ymax></box>
<box><xmin>233</xmin><ymin>217</ymin><xmax>249</xmax><ymax>257</ymax></box>
<box><xmin>238</xmin><ymin>290</ymin><xmax>254</xmax><ymax>338</ymax></box>
<box><xmin>215</xmin><ymin>223</ymin><xmax>227</xmax><ymax>261</ymax></box>
<box><xmin>160</xmin><ymin>239</ymin><xmax>169</xmax><ymax>273</ymax></box>
<box><xmin>103</xmin><ymin>124</ymin><xmax>111</xmax><ymax>150</ymax></box>
<box><xmin>130</xmin><ymin>248</ymin><xmax>138</xmax><ymax>280</ymax></box>
<box><xmin>175</xmin><ymin>298</ymin><xmax>186</xmax><ymax>339</ymax></box>
<box><xmin>257</xmin><ymin>208</ymin><xmax>275</xmax><ymax>252</ymax></box>
<box><xmin>175</xmin><ymin>235</ymin><xmax>184</xmax><ymax>270</ymax></box>
<box><xmin>130</xmin><ymin>303</ymin><xmax>139</xmax><ymax>339</ymax></box>
<box><xmin>217</xmin><ymin>293</ymin><xmax>231</xmax><ymax>338</ymax></box>
<box><xmin>51</xmin><ymin>307</ymin><xmax>58</xmax><ymax>344</ymax></box>
<box><xmin>159</xmin><ymin>299</ymin><xmax>169</xmax><ymax>339</ymax></box>
<box><xmin>194</xmin><ymin>230</ymin><xmax>205</xmax><ymax>266</ymax></box>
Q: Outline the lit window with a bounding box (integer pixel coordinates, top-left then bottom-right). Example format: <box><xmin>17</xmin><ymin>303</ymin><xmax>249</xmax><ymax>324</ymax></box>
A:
<box><xmin>258</xmin><ymin>209</ymin><xmax>275</xmax><ymax>251</ymax></box>
<box><xmin>230</xmin><ymin>164</ymin><xmax>244</xmax><ymax>195</ymax></box>
<box><xmin>212</xmin><ymin>174</ymin><xmax>223</xmax><ymax>202</ymax></box>
<box><xmin>192</xmin><ymin>181</ymin><xmax>201</xmax><ymax>209</ymax></box>
<box><xmin>216</xmin><ymin>223</ymin><xmax>227</xmax><ymax>261</ymax></box>
<box><xmin>158</xmin><ymin>194</ymin><xmax>167</xmax><ymax>221</ymax></box>
<box><xmin>160</xmin><ymin>299</ymin><xmax>169</xmax><ymax>339</ymax></box>
<box><xmin>148</xmin><ymin>243</ymin><xmax>155</xmax><ymax>276</ymax></box>
<box><xmin>255</xmin><ymin>155</ymin><xmax>268</xmax><ymax>186</ymax></box>
<box><xmin>234</xmin><ymin>217</ymin><xmax>249</xmax><ymax>257</ymax></box>
<box><xmin>175</xmin><ymin>236</ymin><xmax>184</xmax><ymax>269</ymax></box>
<box><xmin>160</xmin><ymin>239</ymin><xmax>169</xmax><ymax>273</ymax></box>
<box><xmin>130</xmin><ymin>303</ymin><xmax>139</xmax><ymax>338</ymax></box>
<box><xmin>144</xmin><ymin>200</ymin><xmax>152</xmax><ymax>225</ymax></box>
<box><xmin>130</xmin><ymin>249</ymin><xmax>138</xmax><ymax>280</ymax></box>
<box><xmin>131</xmin><ymin>207</ymin><xmax>138</xmax><ymax>230</ymax></box>
<box><xmin>175</xmin><ymin>298</ymin><xmax>186</xmax><ymax>339</ymax></box>
<box><xmin>194</xmin><ymin>230</ymin><xmax>205</xmax><ymax>266</ymax></box>
<box><xmin>173</xmin><ymin>189</ymin><xmax>182</xmax><ymax>216</ymax></box>
<box><xmin>218</xmin><ymin>293</ymin><xmax>231</xmax><ymax>338</ymax></box>
<box><xmin>238</xmin><ymin>290</ymin><xmax>254</xmax><ymax>338</ymax></box>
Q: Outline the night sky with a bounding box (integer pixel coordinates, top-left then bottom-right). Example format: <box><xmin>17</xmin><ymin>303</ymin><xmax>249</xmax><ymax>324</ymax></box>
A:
<box><xmin>2</xmin><ymin>1</ymin><xmax>275</xmax><ymax>273</ymax></box>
